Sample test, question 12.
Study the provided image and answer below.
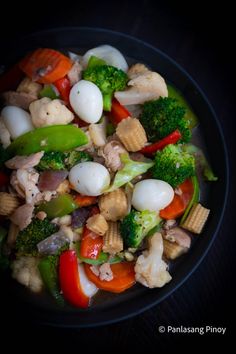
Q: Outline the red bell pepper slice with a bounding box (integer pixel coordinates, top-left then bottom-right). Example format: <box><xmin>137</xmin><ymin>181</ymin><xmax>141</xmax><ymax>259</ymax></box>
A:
<box><xmin>54</xmin><ymin>76</ymin><xmax>71</xmax><ymax>103</ymax></box>
<box><xmin>59</xmin><ymin>250</ymin><xmax>89</xmax><ymax>308</ymax></box>
<box><xmin>160</xmin><ymin>178</ymin><xmax>194</xmax><ymax>220</ymax></box>
<box><xmin>140</xmin><ymin>130</ymin><xmax>182</xmax><ymax>155</ymax></box>
<box><xmin>84</xmin><ymin>262</ymin><xmax>135</xmax><ymax>293</ymax></box>
<box><xmin>80</xmin><ymin>226</ymin><xmax>103</xmax><ymax>260</ymax></box>
<box><xmin>107</xmin><ymin>98</ymin><xmax>131</xmax><ymax>125</ymax></box>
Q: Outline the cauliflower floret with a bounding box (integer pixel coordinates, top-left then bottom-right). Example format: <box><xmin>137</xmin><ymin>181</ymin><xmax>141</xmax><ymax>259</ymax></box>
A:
<box><xmin>134</xmin><ymin>232</ymin><xmax>172</xmax><ymax>288</ymax></box>
<box><xmin>12</xmin><ymin>256</ymin><xmax>43</xmax><ymax>292</ymax></box>
<box><xmin>29</xmin><ymin>97</ymin><xmax>74</xmax><ymax>128</ymax></box>
<box><xmin>17</xmin><ymin>77</ymin><xmax>42</xmax><ymax>96</ymax></box>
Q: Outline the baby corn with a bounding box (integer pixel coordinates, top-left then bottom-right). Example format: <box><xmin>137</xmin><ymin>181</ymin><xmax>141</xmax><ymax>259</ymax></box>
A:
<box><xmin>0</xmin><ymin>193</ymin><xmax>20</xmax><ymax>216</ymax></box>
<box><xmin>116</xmin><ymin>117</ymin><xmax>147</xmax><ymax>152</ymax></box>
<box><xmin>103</xmin><ymin>222</ymin><xmax>123</xmax><ymax>254</ymax></box>
<box><xmin>99</xmin><ymin>188</ymin><xmax>128</xmax><ymax>221</ymax></box>
<box><xmin>86</xmin><ymin>214</ymin><xmax>108</xmax><ymax>236</ymax></box>
<box><xmin>182</xmin><ymin>203</ymin><xmax>210</xmax><ymax>234</ymax></box>
<box><xmin>163</xmin><ymin>239</ymin><xmax>187</xmax><ymax>260</ymax></box>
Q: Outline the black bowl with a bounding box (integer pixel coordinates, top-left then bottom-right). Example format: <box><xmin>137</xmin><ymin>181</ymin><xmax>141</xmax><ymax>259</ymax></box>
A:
<box><xmin>1</xmin><ymin>27</ymin><xmax>229</xmax><ymax>327</ymax></box>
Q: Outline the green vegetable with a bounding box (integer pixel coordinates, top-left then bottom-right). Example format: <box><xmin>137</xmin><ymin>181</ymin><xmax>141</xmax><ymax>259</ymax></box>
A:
<box><xmin>140</xmin><ymin>97</ymin><xmax>191</xmax><ymax>143</ymax></box>
<box><xmin>87</xmin><ymin>55</ymin><xmax>107</xmax><ymax>68</ymax></box>
<box><xmin>180</xmin><ymin>175</ymin><xmax>200</xmax><ymax>225</ymax></box>
<box><xmin>38</xmin><ymin>244</ymin><xmax>68</xmax><ymax>306</ymax></box>
<box><xmin>105</xmin><ymin>153</ymin><xmax>154</xmax><ymax>192</ymax></box>
<box><xmin>64</xmin><ymin>151</ymin><xmax>92</xmax><ymax>169</ymax></box>
<box><xmin>6</xmin><ymin>125</ymin><xmax>88</xmax><ymax>156</ymax></box>
<box><xmin>37</xmin><ymin>151</ymin><xmax>65</xmax><ymax>170</ymax></box>
<box><xmin>76</xmin><ymin>242</ymin><xmax>122</xmax><ymax>265</ymax></box>
<box><xmin>182</xmin><ymin>144</ymin><xmax>218</xmax><ymax>181</ymax></box>
<box><xmin>15</xmin><ymin>218</ymin><xmax>58</xmax><ymax>256</ymax></box>
<box><xmin>78</xmin><ymin>247</ymin><xmax>109</xmax><ymax>265</ymax></box>
<box><xmin>37</xmin><ymin>194</ymin><xmax>77</xmax><ymax>219</ymax></box>
<box><xmin>83</xmin><ymin>64</ymin><xmax>128</xmax><ymax>111</ymax></box>
<box><xmin>106</xmin><ymin>122</ymin><xmax>116</xmax><ymax>136</ymax></box>
<box><xmin>0</xmin><ymin>226</ymin><xmax>9</xmax><ymax>271</ymax></box>
<box><xmin>37</xmin><ymin>150</ymin><xmax>92</xmax><ymax>171</ymax></box>
<box><xmin>39</xmin><ymin>85</ymin><xmax>59</xmax><ymax>99</ymax></box>
<box><xmin>38</xmin><ymin>256</ymin><xmax>64</xmax><ymax>306</ymax></box>
<box><xmin>120</xmin><ymin>210</ymin><xmax>161</xmax><ymax>248</ymax></box>
<box><xmin>0</xmin><ymin>144</ymin><xmax>10</xmax><ymax>167</ymax></box>
<box><xmin>152</xmin><ymin>144</ymin><xmax>195</xmax><ymax>188</ymax></box>
<box><xmin>167</xmin><ymin>84</ymin><xmax>198</xmax><ymax>129</ymax></box>
<box><xmin>146</xmin><ymin>222</ymin><xmax>163</xmax><ymax>238</ymax></box>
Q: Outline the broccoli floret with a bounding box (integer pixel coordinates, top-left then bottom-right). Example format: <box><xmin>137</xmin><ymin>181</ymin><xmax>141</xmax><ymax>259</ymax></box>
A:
<box><xmin>37</xmin><ymin>151</ymin><xmax>92</xmax><ymax>171</ymax></box>
<box><xmin>37</xmin><ymin>151</ymin><xmax>65</xmax><ymax>170</ymax></box>
<box><xmin>152</xmin><ymin>144</ymin><xmax>195</xmax><ymax>188</ymax></box>
<box><xmin>140</xmin><ymin>97</ymin><xmax>191</xmax><ymax>143</ymax></box>
<box><xmin>16</xmin><ymin>218</ymin><xmax>58</xmax><ymax>256</ymax></box>
<box><xmin>64</xmin><ymin>151</ymin><xmax>92</xmax><ymax>169</ymax></box>
<box><xmin>83</xmin><ymin>65</ymin><xmax>128</xmax><ymax>111</ymax></box>
<box><xmin>120</xmin><ymin>210</ymin><xmax>161</xmax><ymax>248</ymax></box>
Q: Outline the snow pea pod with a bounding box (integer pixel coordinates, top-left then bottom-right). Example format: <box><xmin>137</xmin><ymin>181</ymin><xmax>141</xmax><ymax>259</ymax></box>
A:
<box><xmin>6</xmin><ymin>125</ymin><xmax>88</xmax><ymax>156</ymax></box>
<box><xmin>38</xmin><ymin>256</ymin><xmax>64</xmax><ymax>306</ymax></box>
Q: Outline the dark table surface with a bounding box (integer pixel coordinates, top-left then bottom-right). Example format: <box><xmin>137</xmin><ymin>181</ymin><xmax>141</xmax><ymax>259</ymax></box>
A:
<box><xmin>0</xmin><ymin>1</ymin><xmax>235</xmax><ymax>349</ymax></box>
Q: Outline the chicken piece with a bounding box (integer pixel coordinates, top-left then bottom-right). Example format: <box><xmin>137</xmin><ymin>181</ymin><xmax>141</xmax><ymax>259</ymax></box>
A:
<box><xmin>116</xmin><ymin>117</ymin><xmax>147</xmax><ymax>152</ymax></box>
<box><xmin>29</xmin><ymin>97</ymin><xmax>74</xmax><ymax>128</ymax></box>
<box><xmin>99</xmin><ymin>263</ymin><xmax>113</xmax><ymax>281</ymax></box>
<box><xmin>99</xmin><ymin>188</ymin><xmax>128</xmax><ymax>221</ymax></box>
<box><xmin>98</xmin><ymin>140</ymin><xmax>127</xmax><ymax>172</ymax></box>
<box><xmin>2</xmin><ymin>91</ymin><xmax>38</xmax><ymax>110</ymax></box>
<box><xmin>9</xmin><ymin>204</ymin><xmax>34</xmax><ymax>231</ymax></box>
<box><xmin>10</xmin><ymin>171</ymin><xmax>25</xmax><ymax>199</ymax></box>
<box><xmin>115</xmin><ymin>64</ymin><xmax>168</xmax><ymax>105</ymax></box>
<box><xmin>10</xmin><ymin>168</ymin><xmax>40</xmax><ymax>204</ymax></box>
<box><xmin>12</xmin><ymin>257</ymin><xmax>43</xmax><ymax>292</ymax></box>
<box><xmin>0</xmin><ymin>119</ymin><xmax>11</xmax><ymax>148</ymax></box>
<box><xmin>34</xmin><ymin>190</ymin><xmax>57</xmax><ymax>204</ymax></box>
<box><xmin>5</xmin><ymin>152</ymin><xmax>44</xmax><ymax>170</ymax></box>
<box><xmin>67</xmin><ymin>61</ymin><xmax>82</xmax><ymax>86</ymax></box>
<box><xmin>163</xmin><ymin>219</ymin><xmax>177</xmax><ymax>231</ymax></box>
<box><xmin>128</xmin><ymin>63</ymin><xmax>150</xmax><ymax>79</ymax></box>
<box><xmin>86</xmin><ymin>214</ymin><xmax>108</xmax><ymax>236</ymax></box>
<box><xmin>135</xmin><ymin>232</ymin><xmax>172</xmax><ymax>288</ymax></box>
<box><xmin>17</xmin><ymin>77</ymin><xmax>42</xmax><ymax>96</ymax></box>
<box><xmin>163</xmin><ymin>227</ymin><xmax>191</xmax><ymax>249</ymax></box>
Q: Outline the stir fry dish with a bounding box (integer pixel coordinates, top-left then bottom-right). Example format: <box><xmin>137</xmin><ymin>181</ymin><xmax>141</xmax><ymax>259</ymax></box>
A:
<box><xmin>0</xmin><ymin>45</ymin><xmax>217</xmax><ymax>308</ymax></box>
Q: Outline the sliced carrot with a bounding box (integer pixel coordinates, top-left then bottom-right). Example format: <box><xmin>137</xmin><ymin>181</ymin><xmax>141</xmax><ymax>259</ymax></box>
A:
<box><xmin>84</xmin><ymin>262</ymin><xmax>135</xmax><ymax>293</ymax></box>
<box><xmin>74</xmin><ymin>194</ymin><xmax>97</xmax><ymax>208</ymax></box>
<box><xmin>160</xmin><ymin>178</ymin><xmax>194</xmax><ymax>220</ymax></box>
<box><xmin>80</xmin><ymin>226</ymin><xmax>103</xmax><ymax>260</ymax></box>
<box><xmin>19</xmin><ymin>48</ymin><xmax>72</xmax><ymax>84</ymax></box>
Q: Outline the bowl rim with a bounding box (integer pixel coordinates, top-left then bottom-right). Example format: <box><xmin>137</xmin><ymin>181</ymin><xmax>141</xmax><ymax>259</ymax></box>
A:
<box><xmin>2</xmin><ymin>26</ymin><xmax>230</xmax><ymax>327</ymax></box>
